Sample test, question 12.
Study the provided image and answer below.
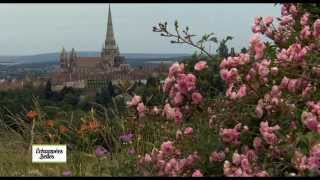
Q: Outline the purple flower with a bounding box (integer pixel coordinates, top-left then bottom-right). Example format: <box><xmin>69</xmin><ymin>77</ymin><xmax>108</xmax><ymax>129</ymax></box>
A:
<box><xmin>62</xmin><ymin>170</ymin><xmax>72</xmax><ymax>176</ymax></box>
<box><xmin>119</xmin><ymin>132</ymin><xmax>134</xmax><ymax>142</ymax></box>
<box><xmin>128</xmin><ymin>148</ymin><xmax>136</xmax><ymax>155</ymax></box>
<box><xmin>95</xmin><ymin>146</ymin><xmax>108</xmax><ymax>157</ymax></box>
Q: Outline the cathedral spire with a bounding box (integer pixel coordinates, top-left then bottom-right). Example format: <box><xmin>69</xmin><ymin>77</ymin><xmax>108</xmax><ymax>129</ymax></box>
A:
<box><xmin>101</xmin><ymin>4</ymin><xmax>120</xmax><ymax>60</ymax></box>
<box><xmin>105</xmin><ymin>4</ymin><xmax>117</xmax><ymax>50</ymax></box>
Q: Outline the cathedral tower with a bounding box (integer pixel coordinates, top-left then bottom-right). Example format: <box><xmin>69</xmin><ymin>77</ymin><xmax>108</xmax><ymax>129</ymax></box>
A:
<box><xmin>101</xmin><ymin>4</ymin><xmax>120</xmax><ymax>66</ymax></box>
<box><xmin>60</xmin><ymin>47</ymin><xmax>68</xmax><ymax>70</ymax></box>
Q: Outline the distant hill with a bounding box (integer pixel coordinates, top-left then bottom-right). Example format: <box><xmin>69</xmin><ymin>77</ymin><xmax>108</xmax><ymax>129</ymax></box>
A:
<box><xmin>0</xmin><ymin>52</ymin><xmax>191</xmax><ymax>66</ymax></box>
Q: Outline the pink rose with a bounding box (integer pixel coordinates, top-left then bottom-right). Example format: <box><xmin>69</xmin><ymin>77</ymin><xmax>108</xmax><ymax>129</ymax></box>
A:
<box><xmin>255</xmin><ymin>105</ymin><xmax>264</xmax><ymax>118</ymax></box>
<box><xmin>210</xmin><ymin>151</ymin><xmax>225</xmax><ymax>162</ymax></box>
<box><xmin>300</xmin><ymin>26</ymin><xmax>311</xmax><ymax>40</ymax></box>
<box><xmin>127</xmin><ymin>95</ymin><xmax>141</xmax><ymax>107</ymax></box>
<box><xmin>194</xmin><ymin>61</ymin><xmax>208</xmax><ymax>71</ymax></box>
<box><xmin>184</xmin><ymin>127</ymin><xmax>193</xmax><ymax>135</ymax></box>
<box><xmin>173</xmin><ymin>92</ymin><xmax>184</xmax><ymax>105</ymax></box>
<box><xmin>192</xmin><ymin>92</ymin><xmax>203</xmax><ymax>104</ymax></box>
<box><xmin>300</xmin><ymin>13</ymin><xmax>310</xmax><ymax>26</ymax></box>
<box><xmin>174</xmin><ymin>108</ymin><xmax>183</xmax><ymax>124</ymax></box>
<box><xmin>263</xmin><ymin>16</ymin><xmax>273</xmax><ymax>26</ymax></box>
<box><xmin>160</xmin><ymin>141</ymin><xmax>174</xmax><ymax>154</ymax></box>
<box><xmin>280</xmin><ymin>15</ymin><xmax>293</xmax><ymax>26</ymax></box>
<box><xmin>137</xmin><ymin>102</ymin><xmax>145</xmax><ymax>117</ymax></box>
<box><xmin>144</xmin><ymin>153</ymin><xmax>152</xmax><ymax>163</ymax></box>
<box><xmin>192</xmin><ymin>170</ymin><xmax>203</xmax><ymax>177</ymax></box>
<box><xmin>313</xmin><ymin>19</ymin><xmax>320</xmax><ymax>39</ymax></box>
<box><xmin>237</xmin><ymin>84</ymin><xmax>247</xmax><ymax>98</ymax></box>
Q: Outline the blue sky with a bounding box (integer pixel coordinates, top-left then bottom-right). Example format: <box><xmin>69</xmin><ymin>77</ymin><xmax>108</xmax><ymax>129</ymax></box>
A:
<box><xmin>0</xmin><ymin>3</ymin><xmax>280</xmax><ymax>55</ymax></box>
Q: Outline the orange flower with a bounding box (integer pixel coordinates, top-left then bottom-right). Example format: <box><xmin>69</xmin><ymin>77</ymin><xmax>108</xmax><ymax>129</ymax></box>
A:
<box><xmin>80</xmin><ymin>124</ymin><xmax>88</xmax><ymax>131</ymax></box>
<box><xmin>59</xmin><ymin>125</ymin><xmax>69</xmax><ymax>134</ymax></box>
<box><xmin>26</xmin><ymin>111</ymin><xmax>38</xmax><ymax>120</ymax></box>
<box><xmin>46</xmin><ymin>120</ymin><xmax>55</xmax><ymax>127</ymax></box>
<box><xmin>87</xmin><ymin>120</ymin><xmax>99</xmax><ymax>131</ymax></box>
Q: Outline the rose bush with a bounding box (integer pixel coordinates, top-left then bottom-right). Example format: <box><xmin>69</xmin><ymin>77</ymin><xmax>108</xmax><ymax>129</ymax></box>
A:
<box><xmin>128</xmin><ymin>3</ymin><xmax>320</xmax><ymax>176</ymax></box>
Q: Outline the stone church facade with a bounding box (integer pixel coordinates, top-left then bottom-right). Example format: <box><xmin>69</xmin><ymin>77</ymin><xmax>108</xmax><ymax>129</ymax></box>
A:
<box><xmin>52</xmin><ymin>5</ymin><xmax>170</xmax><ymax>90</ymax></box>
<box><xmin>53</xmin><ymin>5</ymin><xmax>131</xmax><ymax>87</ymax></box>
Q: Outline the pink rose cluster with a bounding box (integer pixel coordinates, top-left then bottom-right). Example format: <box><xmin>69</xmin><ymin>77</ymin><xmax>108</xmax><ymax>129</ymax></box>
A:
<box><xmin>250</xmin><ymin>34</ymin><xmax>266</xmax><ymax>60</ymax></box>
<box><xmin>223</xmin><ymin>150</ymin><xmax>268</xmax><ymax>177</ymax></box>
<box><xmin>292</xmin><ymin>144</ymin><xmax>320</xmax><ymax>175</ymax></box>
<box><xmin>276</xmin><ymin>43</ymin><xmax>308</xmax><ymax>66</ymax></box>
<box><xmin>219</xmin><ymin>123</ymin><xmax>242</xmax><ymax>145</ymax></box>
<box><xmin>219</xmin><ymin>53</ymin><xmax>251</xmax><ymax>99</ymax></box>
<box><xmin>259</xmin><ymin>121</ymin><xmax>280</xmax><ymax>145</ymax></box>
<box><xmin>245</xmin><ymin>58</ymin><xmax>271</xmax><ymax>83</ymax></box>
<box><xmin>255</xmin><ymin>85</ymin><xmax>283</xmax><ymax>118</ymax></box>
<box><xmin>299</xmin><ymin>12</ymin><xmax>320</xmax><ymax>40</ymax></box>
<box><xmin>127</xmin><ymin>95</ymin><xmax>146</xmax><ymax>118</ymax></box>
<box><xmin>301</xmin><ymin>101</ymin><xmax>320</xmax><ymax>133</ymax></box>
<box><xmin>162</xmin><ymin>62</ymin><xmax>204</xmax><ymax>123</ymax></box>
<box><xmin>209</xmin><ymin>151</ymin><xmax>226</xmax><ymax>163</ymax></box>
<box><xmin>253</xmin><ymin>3</ymin><xmax>320</xmax><ymax>46</ymax></box>
<box><xmin>220</xmin><ymin>53</ymin><xmax>250</xmax><ymax>83</ymax></box>
<box><xmin>138</xmin><ymin>141</ymin><xmax>201</xmax><ymax>176</ymax></box>
<box><xmin>279</xmin><ymin>76</ymin><xmax>314</xmax><ymax>97</ymax></box>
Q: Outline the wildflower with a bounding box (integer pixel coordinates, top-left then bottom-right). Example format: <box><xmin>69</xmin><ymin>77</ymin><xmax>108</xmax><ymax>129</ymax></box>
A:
<box><xmin>95</xmin><ymin>146</ymin><xmax>108</xmax><ymax>157</ymax></box>
<box><xmin>119</xmin><ymin>132</ymin><xmax>134</xmax><ymax>142</ymax></box>
<box><xmin>59</xmin><ymin>125</ymin><xmax>69</xmax><ymax>134</ymax></box>
<box><xmin>62</xmin><ymin>170</ymin><xmax>72</xmax><ymax>176</ymax></box>
<box><xmin>46</xmin><ymin>120</ymin><xmax>54</xmax><ymax>127</ymax></box>
<box><xmin>87</xmin><ymin>120</ymin><xmax>99</xmax><ymax>131</ymax></box>
<box><xmin>194</xmin><ymin>61</ymin><xmax>208</xmax><ymax>71</ymax></box>
<box><xmin>27</xmin><ymin>111</ymin><xmax>38</xmax><ymax>120</ymax></box>
<box><xmin>128</xmin><ymin>148</ymin><xmax>136</xmax><ymax>156</ymax></box>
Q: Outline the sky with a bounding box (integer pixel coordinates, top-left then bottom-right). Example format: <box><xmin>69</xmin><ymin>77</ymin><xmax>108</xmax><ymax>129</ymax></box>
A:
<box><xmin>0</xmin><ymin>3</ymin><xmax>280</xmax><ymax>56</ymax></box>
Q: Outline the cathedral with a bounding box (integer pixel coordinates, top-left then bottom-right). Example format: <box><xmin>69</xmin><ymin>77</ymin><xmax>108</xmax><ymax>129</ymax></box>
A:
<box><xmin>56</xmin><ymin>5</ymin><xmax>130</xmax><ymax>83</ymax></box>
<box><xmin>52</xmin><ymin>4</ymin><xmax>169</xmax><ymax>90</ymax></box>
